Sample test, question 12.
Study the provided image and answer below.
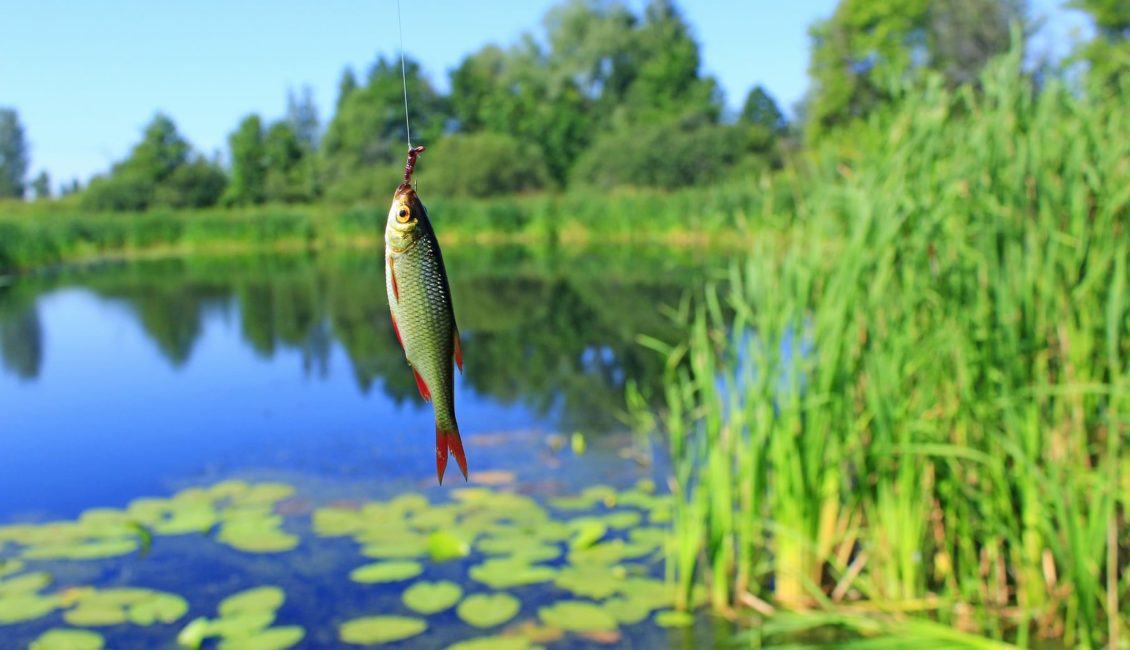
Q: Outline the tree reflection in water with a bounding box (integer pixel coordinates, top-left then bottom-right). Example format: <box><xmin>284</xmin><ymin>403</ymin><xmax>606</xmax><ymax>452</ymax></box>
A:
<box><xmin>0</xmin><ymin>245</ymin><xmax>726</xmax><ymax>432</ymax></box>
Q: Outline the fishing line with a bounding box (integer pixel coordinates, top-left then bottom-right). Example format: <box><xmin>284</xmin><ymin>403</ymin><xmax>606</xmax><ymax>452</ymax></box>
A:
<box><xmin>396</xmin><ymin>0</ymin><xmax>413</xmax><ymax>150</ymax></box>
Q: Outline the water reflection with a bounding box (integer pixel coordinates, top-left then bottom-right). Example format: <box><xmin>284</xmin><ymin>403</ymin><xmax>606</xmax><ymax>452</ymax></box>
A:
<box><xmin>0</xmin><ymin>245</ymin><xmax>722</xmax><ymax>433</ymax></box>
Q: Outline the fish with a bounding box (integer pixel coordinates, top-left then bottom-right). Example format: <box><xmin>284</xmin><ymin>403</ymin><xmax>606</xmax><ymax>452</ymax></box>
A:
<box><xmin>385</xmin><ymin>146</ymin><xmax>468</xmax><ymax>484</ymax></box>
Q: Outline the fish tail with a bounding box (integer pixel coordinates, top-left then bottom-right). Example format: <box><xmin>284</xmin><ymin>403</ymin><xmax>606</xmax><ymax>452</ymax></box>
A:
<box><xmin>435</xmin><ymin>424</ymin><xmax>469</xmax><ymax>484</ymax></box>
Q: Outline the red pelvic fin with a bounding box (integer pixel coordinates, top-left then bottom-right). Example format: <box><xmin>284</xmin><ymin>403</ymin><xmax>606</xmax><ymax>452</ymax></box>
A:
<box><xmin>435</xmin><ymin>425</ymin><xmax>469</xmax><ymax>485</ymax></box>
<box><xmin>390</xmin><ymin>314</ymin><xmax>403</xmax><ymax>348</ymax></box>
<box><xmin>412</xmin><ymin>368</ymin><xmax>431</xmax><ymax>402</ymax></box>
<box><xmin>453</xmin><ymin>328</ymin><xmax>463</xmax><ymax>373</ymax></box>
<box><xmin>388</xmin><ymin>256</ymin><xmax>399</xmax><ymax>302</ymax></box>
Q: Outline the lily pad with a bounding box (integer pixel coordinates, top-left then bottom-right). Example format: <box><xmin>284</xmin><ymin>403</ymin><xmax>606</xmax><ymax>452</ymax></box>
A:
<box><xmin>178</xmin><ymin>617</ymin><xmax>211</xmax><ymax>648</ymax></box>
<box><xmin>219</xmin><ymin>586</ymin><xmax>286</xmax><ymax>617</ymax></box>
<box><xmin>567</xmin><ymin>519</ymin><xmax>607</xmax><ymax>550</ymax></box>
<box><xmin>63</xmin><ymin>605</ymin><xmax>128</xmax><ymax>626</ymax></box>
<box><xmin>476</xmin><ymin>535</ymin><xmax>561</xmax><ymax>562</ymax></box>
<box><xmin>217</xmin><ymin>523</ymin><xmax>299</xmax><ymax>553</ymax></box>
<box><xmin>655</xmin><ymin>610</ymin><xmax>694</xmax><ymax>628</ymax></box>
<box><xmin>311</xmin><ymin>508</ymin><xmax>365</xmax><ymax>537</ymax></box>
<box><xmin>604</xmin><ymin>598</ymin><xmax>652</xmax><ymax>625</ymax></box>
<box><xmin>361</xmin><ymin>540</ymin><xmax>426</xmax><ymax>560</ymax></box>
<box><xmin>402</xmin><ymin>581</ymin><xmax>462</xmax><ymax>615</ymax></box>
<box><xmin>238</xmin><ymin>483</ymin><xmax>296</xmax><ymax>506</ymax></box>
<box><xmin>217</xmin><ymin>626</ymin><xmax>305</xmax><ymax>650</ymax></box>
<box><xmin>30</xmin><ymin>629</ymin><xmax>105</xmax><ymax>650</ymax></box>
<box><xmin>339</xmin><ymin>616</ymin><xmax>427</xmax><ymax>645</ymax></box>
<box><xmin>427</xmin><ymin>530</ymin><xmax>471</xmax><ymax>562</ymax></box>
<box><xmin>600</xmin><ymin>511</ymin><xmax>642</xmax><ymax>529</ymax></box>
<box><xmin>468</xmin><ymin>558</ymin><xmax>556</xmax><ymax>589</ymax></box>
<box><xmin>553</xmin><ymin>566</ymin><xmax>623</xmax><ymax>599</ymax></box>
<box><xmin>0</xmin><ymin>560</ymin><xmax>24</xmax><ymax>578</ymax></box>
<box><xmin>350</xmin><ymin>561</ymin><xmax>423</xmax><ymax>584</ymax></box>
<box><xmin>23</xmin><ymin>538</ymin><xmax>138</xmax><ymax>560</ymax></box>
<box><xmin>537</xmin><ymin>601</ymin><xmax>618</xmax><ymax>632</ymax></box>
<box><xmin>0</xmin><ymin>593</ymin><xmax>60</xmax><ymax>624</ymax></box>
<box><xmin>208</xmin><ymin>611</ymin><xmax>276</xmax><ymax>638</ymax></box>
<box><xmin>447</xmin><ymin>636</ymin><xmax>544</xmax><ymax>650</ymax></box>
<box><xmin>456</xmin><ymin>593</ymin><xmax>520</xmax><ymax>628</ymax></box>
<box><xmin>128</xmin><ymin>592</ymin><xmax>189</xmax><ymax>625</ymax></box>
<box><xmin>0</xmin><ymin>571</ymin><xmax>51</xmax><ymax>595</ymax></box>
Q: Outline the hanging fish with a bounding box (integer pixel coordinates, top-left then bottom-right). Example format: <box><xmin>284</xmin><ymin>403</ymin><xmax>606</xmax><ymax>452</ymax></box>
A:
<box><xmin>385</xmin><ymin>146</ymin><xmax>468</xmax><ymax>483</ymax></box>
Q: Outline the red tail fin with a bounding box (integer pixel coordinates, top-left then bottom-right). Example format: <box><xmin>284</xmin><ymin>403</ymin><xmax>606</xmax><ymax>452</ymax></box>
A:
<box><xmin>435</xmin><ymin>425</ymin><xmax>469</xmax><ymax>484</ymax></box>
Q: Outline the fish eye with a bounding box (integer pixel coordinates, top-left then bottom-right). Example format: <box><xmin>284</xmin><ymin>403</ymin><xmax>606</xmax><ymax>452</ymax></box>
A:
<box><xmin>396</xmin><ymin>206</ymin><xmax>411</xmax><ymax>223</ymax></box>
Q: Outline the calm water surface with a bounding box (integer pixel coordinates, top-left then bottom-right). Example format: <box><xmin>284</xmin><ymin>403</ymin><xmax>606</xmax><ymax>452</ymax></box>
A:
<box><xmin>0</xmin><ymin>245</ymin><xmax>734</xmax><ymax>649</ymax></box>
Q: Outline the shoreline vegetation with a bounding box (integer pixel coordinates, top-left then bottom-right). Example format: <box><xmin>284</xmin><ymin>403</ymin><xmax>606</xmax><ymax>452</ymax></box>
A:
<box><xmin>0</xmin><ymin>180</ymin><xmax>786</xmax><ymax>277</ymax></box>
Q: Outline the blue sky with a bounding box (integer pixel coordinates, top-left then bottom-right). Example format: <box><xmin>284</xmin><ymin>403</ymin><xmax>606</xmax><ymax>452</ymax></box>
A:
<box><xmin>1</xmin><ymin>1</ymin><xmax>1091</xmax><ymax>187</ymax></box>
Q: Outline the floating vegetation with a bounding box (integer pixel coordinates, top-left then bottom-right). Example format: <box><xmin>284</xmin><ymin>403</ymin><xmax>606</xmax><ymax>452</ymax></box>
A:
<box><xmin>447</xmin><ymin>635</ymin><xmax>544</xmax><ymax>650</ymax></box>
<box><xmin>537</xmin><ymin>600</ymin><xmax>618</xmax><ymax>633</ymax></box>
<box><xmin>1</xmin><ymin>477</ymin><xmax>694</xmax><ymax>647</ymax></box>
<box><xmin>402</xmin><ymin>581</ymin><xmax>462</xmax><ymax>615</ymax></box>
<box><xmin>455</xmin><ymin>593</ymin><xmax>520</xmax><ymax>628</ymax></box>
<box><xmin>30</xmin><ymin>628</ymin><xmax>105</xmax><ymax>650</ymax></box>
<box><xmin>177</xmin><ymin>585</ymin><xmax>301</xmax><ymax>650</ymax></box>
<box><xmin>349</xmin><ymin>560</ymin><xmax>424</xmax><ymax>584</ymax></box>
<box><xmin>338</xmin><ymin>615</ymin><xmax>427</xmax><ymax>645</ymax></box>
<box><xmin>654</xmin><ymin>610</ymin><xmax>694</xmax><ymax>628</ymax></box>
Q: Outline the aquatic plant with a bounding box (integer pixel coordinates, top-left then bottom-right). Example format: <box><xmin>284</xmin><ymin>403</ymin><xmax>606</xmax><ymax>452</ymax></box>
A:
<box><xmin>648</xmin><ymin>49</ymin><xmax>1130</xmax><ymax>646</ymax></box>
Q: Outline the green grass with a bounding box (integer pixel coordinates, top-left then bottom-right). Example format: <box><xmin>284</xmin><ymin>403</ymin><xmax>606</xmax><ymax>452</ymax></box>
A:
<box><xmin>642</xmin><ymin>53</ymin><xmax>1129</xmax><ymax>647</ymax></box>
<box><xmin>0</xmin><ymin>179</ymin><xmax>795</xmax><ymax>275</ymax></box>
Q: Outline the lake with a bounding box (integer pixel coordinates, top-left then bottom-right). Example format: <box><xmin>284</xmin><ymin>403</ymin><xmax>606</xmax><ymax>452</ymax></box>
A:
<box><xmin>0</xmin><ymin>245</ymin><xmax>734</xmax><ymax>649</ymax></box>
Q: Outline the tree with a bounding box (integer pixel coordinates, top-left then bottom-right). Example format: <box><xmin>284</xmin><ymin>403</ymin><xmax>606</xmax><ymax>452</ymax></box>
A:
<box><xmin>224</xmin><ymin>114</ymin><xmax>266</xmax><ymax>205</ymax></box>
<box><xmin>83</xmin><ymin>113</ymin><xmax>221</xmax><ymax>210</ymax></box>
<box><xmin>287</xmin><ymin>85</ymin><xmax>320</xmax><ymax>152</ymax></box>
<box><xmin>31</xmin><ymin>171</ymin><xmax>51</xmax><ymax>200</ymax></box>
<box><xmin>320</xmin><ymin>56</ymin><xmax>446</xmax><ymax>200</ymax></box>
<box><xmin>263</xmin><ymin>121</ymin><xmax>309</xmax><ymax>203</ymax></box>
<box><xmin>336</xmin><ymin>68</ymin><xmax>358</xmax><ymax>112</ymax></box>
<box><xmin>740</xmin><ymin>85</ymin><xmax>787</xmax><ymax>157</ymax></box>
<box><xmin>1071</xmin><ymin>0</ymin><xmax>1130</xmax><ymax>87</ymax></box>
<box><xmin>0</xmin><ymin>108</ymin><xmax>29</xmax><ymax>199</ymax></box>
<box><xmin>805</xmin><ymin>0</ymin><xmax>1027</xmax><ymax>137</ymax></box>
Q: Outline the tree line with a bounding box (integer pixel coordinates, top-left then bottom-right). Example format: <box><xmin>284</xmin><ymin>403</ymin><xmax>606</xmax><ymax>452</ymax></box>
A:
<box><xmin>0</xmin><ymin>0</ymin><xmax>1126</xmax><ymax>208</ymax></box>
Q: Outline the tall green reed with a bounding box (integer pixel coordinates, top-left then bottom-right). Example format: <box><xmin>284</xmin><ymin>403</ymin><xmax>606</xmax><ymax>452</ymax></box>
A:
<box><xmin>649</xmin><ymin>48</ymin><xmax>1129</xmax><ymax>647</ymax></box>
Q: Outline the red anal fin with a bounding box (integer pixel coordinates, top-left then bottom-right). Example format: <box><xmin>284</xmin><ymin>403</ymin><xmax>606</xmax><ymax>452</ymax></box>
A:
<box><xmin>453</xmin><ymin>327</ymin><xmax>463</xmax><ymax>373</ymax></box>
<box><xmin>388</xmin><ymin>256</ymin><xmax>399</xmax><ymax>302</ymax></box>
<box><xmin>412</xmin><ymin>368</ymin><xmax>431</xmax><ymax>402</ymax></box>
<box><xmin>436</xmin><ymin>426</ymin><xmax>469</xmax><ymax>485</ymax></box>
<box><xmin>390</xmin><ymin>314</ymin><xmax>403</xmax><ymax>348</ymax></box>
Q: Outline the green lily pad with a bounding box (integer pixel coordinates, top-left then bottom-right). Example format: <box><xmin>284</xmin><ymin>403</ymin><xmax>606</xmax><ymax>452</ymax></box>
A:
<box><xmin>547</xmin><ymin>495</ymin><xmax>595</xmax><ymax>511</ymax></box>
<box><xmin>217</xmin><ymin>625</ymin><xmax>305</xmax><ymax>650</ymax></box>
<box><xmin>208</xmin><ymin>611</ymin><xmax>276</xmax><ymax>638</ymax></box>
<box><xmin>402</xmin><ymin>581</ymin><xmax>462</xmax><ymax>615</ymax></box>
<box><xmin>219</xmin><ymin>586</ymin><xmax>286</xmax><ymax>617</ymax></box>
<box><xmin>553</xmin><ymin>565</ymin><xmax>623</xmax><ymax>599</ymax></box>
<box><xmin>407</xmin><ymin>505</ymin><xmax>459</xmax><ymax>531</ymax></box>
<box><xmin>468</xmin><ymin>558</ymin><xmax>556</xmax><ymax>589</ymax></box>
<box><xmin>0</xmin><ymin>593</ymin><xmax>60</xmax><ymax>624</ymax></box>
<box><xmin>618</xmin><ymin>577</ymin><xmax>675</xmax><ymax>609</ymax></box>
<box><xmin>655</xmin><ymin>610</ymin><xmax>694</xmax><ymax>627</ymax></box>
<box><xmin>128</xmin><ymin>592</ymin><xmax>189</xmax><ymax>625</ymax></box>
<box><xmin>0</xmin><ymin>560</ymin><xmax>25</xmax><ymax>578</ymax></box>
<box><xmin>208</xmin><ymin>480</ymin><xmax>252</xmax><ymax>500</ymax></box>
<box><xmin>349</xmin><ymin>561</ymin><xmax>423</xmax><ymax>584</ymax></box>
<box><xmin>238</xmin><ymin>483</ymin><xmax>296</xmax><ymax>506</ymax></box>
<box><xmin>361</xmin><ymin>540</ymin><xmax>426</xmax><ymax>560</ymax></box>
<box><xmin>537</xmin><ymin>600</ymin><xmax>618</xmax><ymax>632</ymax></box>
<box><xmin>64</xmin><ymin>604</ymin><xmax>128</xmax><ymax>626</ymax></box>
<box><xmin>23</xmin><ymin>538</ymin><xmax>139</xmax><ymax>560</ymax></box>
<box><xmin>30</xmin><ymin>629</ymin><xmax>105</xmax><ymax>650</ymax></box>
<box><xmin>339</xmin><ymin>615</ymin><xmax>427</xmax><ymax>644</ymax></box>
<box><xmin>446</xmin><ymin>636</ymin><xmax>544</xmax><ymax>650</ymax></box>
<box><xmin>0</xmin><ymin>571</ymin><xmax>51</xmax><ymax>596</ymax></box>
<box><xmin>476</xmin><ymin>535</ymin><xmax>561</xmax><ymax>562</ymax></box>
<box><xmin>151</xmin><ymin>502</ymin><xmax>216</xmax><ymax>535</ymax></box>
<box><xmin>178</xmin><ymin>617</ymin><xmax>211</xmax><ymax>648</ymax></box>
<box><xmin>600</xmin><ymin>510</ymin><xmax>642</xmax><ymax>529</ymax></box>
<box><xmin>311</xmin><ymin>508</ymin><xmax>365</xmax><ymax>537</ymax></box>
<box><xmin>569</xmin><ymin>540</ymin><xmax>655</xmax><ymax>566</ymax></box>
<box><xmin>427</xmin><ymin>530</ymin><xmax>471</xmax><ymax>562</ymax></box>
<box><xmin>388</xmin><ymin>493</ymin><xmax>429</xmax><ymax>514</ymax></box>
<box><xmin>76</xmin><ymin>588</ymin><xmax>153</xmax><ymax>607</ymax></box>
<box><xmin>604</xmin><ymin>597</ymin><xmax>652</xmax><ymax>625</ymax></box>
<box><xmin>456</xmin><ymin>593</ymin><xmax>520</xmax><ymax>628</ymax></box>
<box><xmin>217</xmin><ymin>523</ymin><xmax>299</xmax><ymax>554</ymax></box>
<box><xmin>567</xmin><ymin>519</ymin><xmax>607</xmax><ymax>550</ymax></box>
